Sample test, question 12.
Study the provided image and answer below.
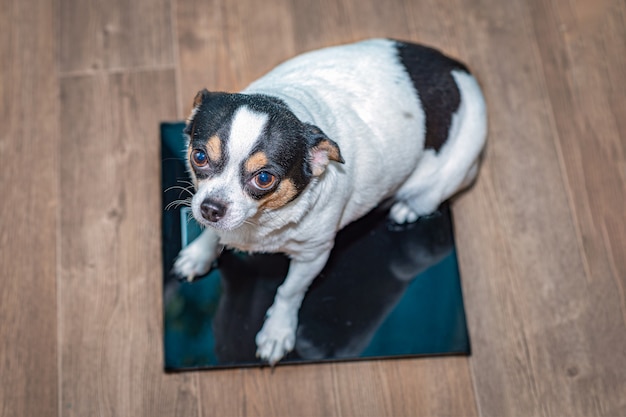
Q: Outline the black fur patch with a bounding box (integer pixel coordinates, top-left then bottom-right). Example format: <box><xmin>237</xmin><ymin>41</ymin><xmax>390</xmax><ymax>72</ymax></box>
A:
<box><xmin>395</xmin><ymin>41</ymin><xmax>469</xmax><ymax>152</ymax></box>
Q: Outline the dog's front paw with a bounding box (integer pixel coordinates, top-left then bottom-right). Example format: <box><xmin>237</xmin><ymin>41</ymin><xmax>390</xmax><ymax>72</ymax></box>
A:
<box><xmin>255</xmin><ymin>306</ymin><xmax>297</xmax><ymax>366</ymax></box>
<box><xmin>390</xmin><ymin>201</ymin><xmax>419</xmax><ymax>224</ymax></box>
<box><xmin>173</xmin><ymin>240</ymin><xmax>218</xmax><ymax>282</ymax></box>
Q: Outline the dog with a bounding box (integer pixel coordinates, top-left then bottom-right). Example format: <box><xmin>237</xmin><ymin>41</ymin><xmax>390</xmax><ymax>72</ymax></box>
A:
<box><xmin>173</xmin><ymin>38</ymin><xmax>487</xmax><ymax>365</ymax></box>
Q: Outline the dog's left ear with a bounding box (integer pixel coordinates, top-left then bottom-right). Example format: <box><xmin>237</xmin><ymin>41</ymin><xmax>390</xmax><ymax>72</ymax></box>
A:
<box><xmin>305</xmin><ymin>124</ymin><xmax>345</xmax><ymax>177</ymax></box>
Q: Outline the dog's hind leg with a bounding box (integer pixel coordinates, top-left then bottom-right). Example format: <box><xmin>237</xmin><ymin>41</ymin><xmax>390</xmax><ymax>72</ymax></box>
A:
<box><xmin>390</xmin><ymin>70</ymin><xmax>487</xmax><ymax>224</ymax></box>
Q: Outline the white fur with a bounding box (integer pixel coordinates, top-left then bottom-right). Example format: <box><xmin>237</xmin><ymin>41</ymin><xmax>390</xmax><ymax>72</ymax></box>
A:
<box><xmin>174</xmin><ymin>39</ymin><xmax>487</xmax><ymax>365</ymax></box>
<box><xmin>228</xmin><ymin>107</ymin><xmax>269</xmax><ymax>162</ymax></box>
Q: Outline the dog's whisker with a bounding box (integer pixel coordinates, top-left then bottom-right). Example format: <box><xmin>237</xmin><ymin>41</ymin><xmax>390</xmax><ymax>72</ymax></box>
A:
<box><xmin>165</xmin><ymin>198</ymin><xmax>192</xmax><ymax>211</ymax></box>
<box><xmin>177</xmin><ymin>179</ymin><xmax>196</xmax><ymax>188</ymax></box>
<box><xmin>165</xmin><ymin>185</ymin><xmax>195</xmax><ymax>197</ymax></box>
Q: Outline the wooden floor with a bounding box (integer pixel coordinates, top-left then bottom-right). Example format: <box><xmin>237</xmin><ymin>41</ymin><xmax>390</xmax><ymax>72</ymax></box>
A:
<box><xmin>1</xmin><ymin>0</ymin><xmax>625</xmax><ymax>415</ymax></box>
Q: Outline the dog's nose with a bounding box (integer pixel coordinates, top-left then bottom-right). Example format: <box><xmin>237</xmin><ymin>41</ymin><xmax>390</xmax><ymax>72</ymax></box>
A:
<box><xmin>200</xmin><ymin>199</ymin><xmax>227</xmax><ymax>222</ymax></box>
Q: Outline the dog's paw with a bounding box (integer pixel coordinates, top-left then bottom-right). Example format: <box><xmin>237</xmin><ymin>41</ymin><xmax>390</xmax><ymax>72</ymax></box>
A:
<box><xmin>389</xmin><ymin>201</ymin><xmax>419</xmax><ymax>224</ymax></box>
<box><xmin>255</xmin><ymin>307</ymin><xmax>297</xmax><ymax>366</ymax></box>
<box><xmin>173</xmin><ymin>241</ymin><xmax>218</xmax><ymax>282</ymax></box>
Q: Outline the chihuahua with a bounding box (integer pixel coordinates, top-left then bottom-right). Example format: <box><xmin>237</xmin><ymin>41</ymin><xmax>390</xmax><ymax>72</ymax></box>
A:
<box><xmin>173</xmin><ymin>38</ymin><xmax>487</xmax><ymax>365</ymax></box>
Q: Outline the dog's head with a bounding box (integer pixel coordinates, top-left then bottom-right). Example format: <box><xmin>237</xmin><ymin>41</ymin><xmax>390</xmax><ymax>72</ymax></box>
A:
<box><xmin>184</xmin><ymin>89</ymin><xmax>344</xmax><ymax>230</ymax></box>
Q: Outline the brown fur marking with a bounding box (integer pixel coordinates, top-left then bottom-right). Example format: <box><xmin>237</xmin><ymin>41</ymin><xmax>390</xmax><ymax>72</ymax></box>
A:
<box><xmin>261</xmin><ymin>179</ymin><xmax>298</xmax><ymax>210</ymax></box>
<box><xmin>206</xmin><ymin>135</ymin><xmax>222</xmax><ymax>162</ymax></box>
<box><xmin>193</xmin><ymin>90</ymin><xmax>205</xmax><ymax>108</ymax></box>
<box><xmin>317</xmin><ymin>139</ymin><xmax>343</xmax><ymax>162</ymax></box>
<box><xmin>245</xmin><ymin>151</ymin><xmax>269</xmax><ymax>173</ymax></box>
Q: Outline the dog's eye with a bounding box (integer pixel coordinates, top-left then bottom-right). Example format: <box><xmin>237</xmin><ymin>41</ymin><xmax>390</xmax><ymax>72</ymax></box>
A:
<box><xmin>191</xmin><ymin>149</ymin><xmax>208</xmax><ymax>167</ymax></box>
<box><xmin>253</xmin><ymin>171</ymin><xmax>277</xmax><ymax>190</ymax></box>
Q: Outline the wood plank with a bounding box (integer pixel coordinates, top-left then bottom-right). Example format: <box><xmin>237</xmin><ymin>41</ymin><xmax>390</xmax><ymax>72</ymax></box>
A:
<box><xmin>330</xmin><ymin>358</ymin><xmax>477</xmax><ymax>417</ymax></box>
<box><xmin>59</xmin><ymin>0</ymin><xmax>174</xmax><ymax>74</ymax></box>
<box><xmin>58</xmin><ymin>70</ymin><xmax>199</xmax><ymax>417</ymax></box>
<box><xmin>176</xmin><ymin>0</ymin><xmax>296</xmax><ymax>118</ymax></box>
<box><xmin>525</xmin><ymin>0</ymin><xmax>626</xmax><ymax>414</ymax></box>
<box><xmin>290</xmin><ymin>0</ymin><xmax>412</xmax><ymax>50</ymax></box>
<box><xmin>446</xmin><ymin>0</ymin><xmax>626</xmax><ymax>415</ymax></box>
<box><xmin>196</xmin><ymin>357</ymin><xmax>477</xmax><ymax>417</ymax></box>
<box><xmin>0</xmin><ymin>0</ymin><xmax>59</xmax><ymax>416</ymax></box>
<box><xmin>289</xmin><ymin>0</ymin><xmax>357</xmax><ymax>50</ymax></box>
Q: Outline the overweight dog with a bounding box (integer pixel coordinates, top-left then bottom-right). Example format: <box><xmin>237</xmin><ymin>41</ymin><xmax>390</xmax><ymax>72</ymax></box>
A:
<box><xmin>173</xmin><ymin>39</ymin><xmax>487</xmax><ymax>365</ymax></box>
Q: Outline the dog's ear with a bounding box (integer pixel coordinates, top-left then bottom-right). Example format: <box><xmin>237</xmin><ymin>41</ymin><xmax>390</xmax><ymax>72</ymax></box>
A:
<box><xmin>305</xmin><ymin>123</ymin><xmax>345</xmax><ymax>177</ymax></box>
<box><xmin>184</xmin><ymin>89</ymin><xmax>211</xmax><ymax>136</ymax></box>
<box><xmin>193</xmin><ymin>88</ymin><xmax>211</xmax><ymax>109</ymax></box>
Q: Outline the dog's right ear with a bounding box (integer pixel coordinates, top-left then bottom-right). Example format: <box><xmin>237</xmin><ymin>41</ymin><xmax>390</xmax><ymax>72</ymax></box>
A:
<box><xmin>193</xmin><ymin>88</ymin><xmax>211</xmax><ymax>109</ymax></box>
<box><xmin>184</xmin><ymin>89</ymin><xmax>211</xmax><ymax>136</ymax></box>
